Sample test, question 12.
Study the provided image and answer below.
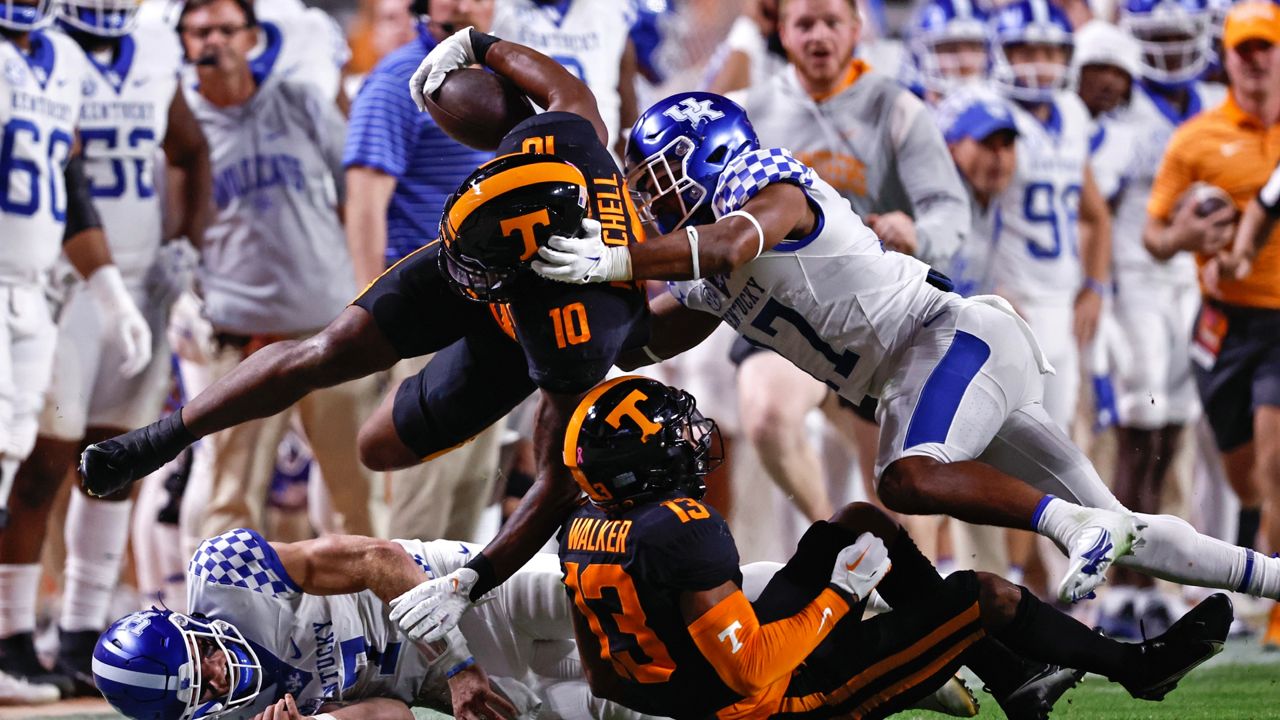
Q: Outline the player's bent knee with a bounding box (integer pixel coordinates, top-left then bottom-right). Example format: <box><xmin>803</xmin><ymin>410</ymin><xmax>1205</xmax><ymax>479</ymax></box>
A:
<box><xmin>877</xmin><ymin>457</ymin><xmax>940</xmax><ymax>515</ymax></box>
<box><xmin>829</xmin><ymin>502</ymin><xmax>899</xmax><ymax>541</ymax></box>
<box><xmin>357</xmin><ymin>419</ymin><xmax>420</xmax><ymax>472</ymax></box>
<box><xmin>973</xmin><ymin>571</ymin><xmax>1021</xmax><ymax>628</ymax></box>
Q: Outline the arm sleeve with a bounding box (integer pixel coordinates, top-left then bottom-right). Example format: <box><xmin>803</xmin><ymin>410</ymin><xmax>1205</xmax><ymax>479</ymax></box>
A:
<box><xmin>890</xmin><ymin>92</ymin><xmax>970</xmax><ymax>265</ymax></box>
<box><xmin>62</xmin><ymin>155</ymin><xmax>102</xmax><ymax>242</ymax></box>
<box><xmin>687</xmin><ymin>587</ymin><xmax>850</xmax><ymax>697</ymax></box>
<box><xmin>342</xmin><ymin>61</ymin><xmax>417</xmax><ymax>178</ymax></box>
<box><xmin>1147</xmin><ymin>128</ymin><xmax>1197</xmax><ymax>221</ymax></box>
<box><xmin>1259</xmin><ymin>160</ymin><xmax>1280</xmax><ymax>218</ymax></box>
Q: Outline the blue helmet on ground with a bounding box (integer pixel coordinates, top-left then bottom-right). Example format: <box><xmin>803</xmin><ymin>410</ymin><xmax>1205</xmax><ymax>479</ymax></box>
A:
<box><xmin>909</xmin><ymin>0</ymin><xmax>991</xmax><ymax>94</ymax></box>
<box><xmin>94</xmin><ymin>608</ymin><xmax>264</xmax><ymax>720</ymax></box>
<box><xmin>0</xmin><ymin>0</ymin><xmax>53</xmax><ymax>31</ymax></box>
<box><xmin>990</xmin><ymin>0</ymin><xmax>1075</xmax><ymax>103</ymax></box>
<box><xmin>1119</xmin><ymin>0</ymin><xmax>1213</xmax><ymax>86</ymax></box>
<box><xmin>56</xmin><ymin>0</ymin><xmax>141</xmax><ymax>37</ymax></box>
<box><xmin>624</xmin><ymin>92</ymin><xmax>760</xmax><ymax>234</ymax></box>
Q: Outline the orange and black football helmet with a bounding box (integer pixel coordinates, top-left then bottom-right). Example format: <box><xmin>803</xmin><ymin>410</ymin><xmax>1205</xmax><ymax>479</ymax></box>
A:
<box><xmin>439</xmin><ymin>152</ymin><xmax>589</xmax><ymax>302</ymax></box>
<box><xmin>563</xmin><ymin>376</ymin><xmax>721</xmax><ymax>510</ymax></box>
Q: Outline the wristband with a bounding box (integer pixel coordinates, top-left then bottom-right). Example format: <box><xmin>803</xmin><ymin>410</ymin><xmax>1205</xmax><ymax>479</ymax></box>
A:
<box><xmin>686</xmin><ymin>226</ymin><xmax>701</xmax><ymax>279</ymax></box>
<box><xmin>446</xmin><ymin>657</ymin><xmax>476</xmax><ymax>679</ymax></box>
<box><xmin>1081</xmin><ymin>277</ymin><xmax>1108</xmax><ymax>298</ymax></box>
<box><xmin>312</xmin><ymin>714</ymin><xmax>338</xmax><ymax>720</ymax></box>
<box><xmin>469</xmin><ymin>28</ymin><xmax>501</xmax><ymax>64</ymax></box>
<box><xmin>464</xmin><ymin>552</ymin><xmax>497</xmax><ymax>601</ymax></box>
<box><xmin>723</xmin><ymin>210</ymin><xmax>765</xmax><ymax>260</ymax></box>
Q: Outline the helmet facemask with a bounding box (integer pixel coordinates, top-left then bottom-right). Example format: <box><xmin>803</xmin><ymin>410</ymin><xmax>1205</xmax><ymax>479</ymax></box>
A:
<box><xmin>0</xmin><ymin>0</ymin><xmax>53</xmax><ymax>31</ymax></box>
<box><xmin>626</xmin><ymin>135</ymin><xmax>713</xmax><ymax>235</ymax></box>
<box><xmin>994</xmin><ymin>39</ymin><xmax>1074</xmax><ymax>102</ymax></box>
<box><xmin>173</xmin><ymin>614</ymin><xmax>263</xmax><ymax>720</ymax></box>
<box><xmin>1120</xmin><ymin>12</ymin><xmax>1209</xmax><ymax>85</ymax></box>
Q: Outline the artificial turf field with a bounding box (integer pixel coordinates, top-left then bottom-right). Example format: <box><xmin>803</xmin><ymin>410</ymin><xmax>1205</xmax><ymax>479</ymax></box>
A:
<box><xmin>7</xmin><ymin>649</ymin><xmax>1279</xmax><ymax>720</ymax></box>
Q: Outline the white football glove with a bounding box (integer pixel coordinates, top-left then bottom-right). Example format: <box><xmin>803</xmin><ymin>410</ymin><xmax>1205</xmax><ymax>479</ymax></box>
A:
<box><xmin>87</xmin><ymin>265</ymin><xmax>152</xmax><ymax>378</ymax></box>
<box><xmin>532</xmin><ymin>219</ymin><xmax>632</xmax><ymax>284</ymax></box>
<box><xmin>830</xmin><ymin>533</ymin><xmax>892</xmax><ymax>603</ymax></box>
<box><xmin>409</xmin><ymin>26</ymin><xmax>478</xmax><ymax>111</ymax></box>
<box><xmin>390</xmin><ymin>567</ymin><xmax>478</xmax><ymax>643</ymax></box>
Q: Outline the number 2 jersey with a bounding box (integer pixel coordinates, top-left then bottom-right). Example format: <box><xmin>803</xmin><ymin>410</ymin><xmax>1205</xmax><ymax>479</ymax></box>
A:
<box><xmin>557</xmin><ymin>496</ymin><xmax>745</xmax><ymax>719</ymax></box>
<box><xmin>73</xmin><ymin>19</ymin><xmax>182</xmax><ymax>280</ymax></box>
<box><xmin>668</xmin><ymin>147</ymin><xmax>950</xmax><ymax>404</ymax></box>
<box><xmin>988</xmin><ymin>90</ymin><xmax>1092</xmax><ymax>304</ymax></box>
<box><xmin>0</xmin><ymin>30</ymin><xmax>88</xmax><ymax>282</ymax></box>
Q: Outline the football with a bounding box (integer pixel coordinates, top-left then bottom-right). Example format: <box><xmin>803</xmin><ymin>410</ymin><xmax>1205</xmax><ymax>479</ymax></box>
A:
<box><xmin>1183</xmin><ymin>182</ymin><xmax>1238</xmax><ymax>224</ymax></box>
<box><xmin>423</xmin><ymin>67</ymin><xmax>536</xmax><ymax>151</ymax></box>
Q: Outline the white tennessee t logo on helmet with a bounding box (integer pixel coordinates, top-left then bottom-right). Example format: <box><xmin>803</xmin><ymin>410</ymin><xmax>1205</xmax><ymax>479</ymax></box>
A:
<box><xmin>662</xmin><ymin>98</ymin><xmax>725</xmax><ymax>128</ymax></box>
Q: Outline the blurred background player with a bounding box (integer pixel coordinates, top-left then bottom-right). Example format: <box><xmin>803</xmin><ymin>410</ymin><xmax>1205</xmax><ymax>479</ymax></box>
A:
<box><xmin>0</xmin><ymin>0</ymin><xmax>212</xmax><ymax>696</ymax></box>
<box><xmin>343</xmin><ymin>0</ymin><xmax>503</xmax><ymax>546</ymax></box>
<box><xmin>906</xmin><ymin>0</ymin><xmax>990</xmax><ymax>105</ymax></box>
<box><xmin>172</xmin><ymin>0</ymin><xmax>378</xmax><ymax>555</ymax></box>
<box><xmin>0</xmin><ymin>0</ymin><xmax>152</xmax><ymax>702</ymax></box>
<box><xmin>1143</xmin><ymin>0</ymin><xmax>1280</xmax><ymax>647</ymax></box>
<box><xmin>987</xmin><ymin>0</ymin><xmax>1112</xmax><ymax>435</ymax></box>
<box><xmin>1087</xmin><ymin>0</ymin><xmax>1226</xmax><ymax>638</ymax></box>
<box><xmin>490</xmin><ymin>0</ymin><xmax>640</xmax><ymax>157</ymax></box>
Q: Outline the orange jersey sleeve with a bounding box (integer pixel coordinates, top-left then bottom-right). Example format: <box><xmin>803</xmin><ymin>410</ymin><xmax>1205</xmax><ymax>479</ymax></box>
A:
<box><xmin>687</xmin><ymin>587</ymin><xmax>851</xmax><ymax>698</ymax></box>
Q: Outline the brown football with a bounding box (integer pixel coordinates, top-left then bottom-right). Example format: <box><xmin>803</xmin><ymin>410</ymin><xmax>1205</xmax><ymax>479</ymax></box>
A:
<box><xmin>422</xmin><ymin>67</ymin><xmax>535</xmax><ymax>151</ymax></box>
<box><xmin>1185</xmin><ymin>182</ymin><xmax>1238</xmax><ymax>224</ymax></box>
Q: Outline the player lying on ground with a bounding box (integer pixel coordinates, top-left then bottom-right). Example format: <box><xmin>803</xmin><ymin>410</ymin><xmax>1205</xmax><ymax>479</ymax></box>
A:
<box><xmin>528</xmin><ymin>87</ymin><xmax>1280</xmax><ymax>607</ymax></box>
<box><xmin>93</xmin><ymin>532</ymin><xmax>660</xmax><ymax>720</ymax></box>
<box><xmin>79</xmin><ymin>29</ymin><xmax>652</xmax><ymax>629</ymax></box>
<box><xmin>556</xmin><ymin>376</ymin><xmax>1231</xmax><ymax>720</ymax></box>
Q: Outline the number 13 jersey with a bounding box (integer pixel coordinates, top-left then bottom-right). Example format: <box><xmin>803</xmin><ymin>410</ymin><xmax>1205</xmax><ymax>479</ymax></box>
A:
<box><xmin>669</xmin><ymin>147</ymin><xmax>948</xmax><ymax>404</ymax></box>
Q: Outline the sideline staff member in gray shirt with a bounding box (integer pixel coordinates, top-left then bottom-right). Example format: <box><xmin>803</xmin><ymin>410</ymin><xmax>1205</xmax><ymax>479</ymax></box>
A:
<box><xmin>176</xmin><ymin>0</ymin><xmax>377</xmax><ymax>549</ymax></box>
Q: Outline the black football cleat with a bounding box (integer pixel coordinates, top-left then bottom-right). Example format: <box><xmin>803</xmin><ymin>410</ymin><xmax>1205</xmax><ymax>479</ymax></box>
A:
<box><xmin>53</xmin><ymin>629</ymin><xmax>100</xmax><ymax>697</ymax></box>
<box><xmin>1120</xmin><ymin>592</ymin><xmax>1232</xmax><ymax>701</ymax></box>
<box><xmin>0</xmin><ymin>632</ymin><xmax>73</xmax><ymax>698</ymax></box>
<box><xmin>79</xmin><ymin>413</ymin><xmax>193</xmax><ymax>497</ymax></box>
<box><xmin>994</xmin><ymin>663</ymin><xmax>1085</xmax><ymax>720</ymax></box>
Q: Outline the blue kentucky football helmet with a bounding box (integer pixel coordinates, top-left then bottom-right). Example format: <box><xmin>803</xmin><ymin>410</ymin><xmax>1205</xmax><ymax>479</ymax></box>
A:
<box><xmin>624</xmin><ymin>92</ymin><xmax>760</xmax><ymax>235</ymax></box>
<box><xmin>56</xmin><ymin>0</ymin><xmax>141</xmax><ymax>37</ymax></box>
<box><xmin>990</xmin><ymin>0</ymin><xmax>1075</xmax><ymax>103</ymax></box>
<box><xmin>0</xmin><ymin>0</ymin><xmax>53</xmax><ymax>30</ymax></box>
<box><xmin>1119</xmin><ymin>0</ymin><xmax>1212</xmax><ymax>86</ymax></box>
<box><xmin>94</xmin><ymin>609</ymin><xmax>264</xmax><ymax>720</ymax></box>
<box><xmin>909</xmin><ymin>0</ymin><xmax>991</xmax><ymax>94</ymax></box>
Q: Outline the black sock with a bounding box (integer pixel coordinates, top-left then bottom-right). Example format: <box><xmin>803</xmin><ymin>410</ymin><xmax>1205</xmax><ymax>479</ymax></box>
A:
<box><xmin>996</xmin><ymin>586</ymin><xmax>1138</xmax><ymax>681</ymax></box>
<box><xmin>1237</xmin><ymin>507</ymin><xmax>1262</xmax><ymax>549</ymax></box>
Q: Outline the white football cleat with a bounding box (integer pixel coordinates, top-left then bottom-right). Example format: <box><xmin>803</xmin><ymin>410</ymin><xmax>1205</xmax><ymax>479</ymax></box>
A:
<box><xmin>1058</xmin><ymin>510</ymin><xmax>1146</xmax><ymax>604</ymax></box>
<box><xmin>0</xmin><ymin>667</ymin><xmax>60</xmax><ymax>705</ymax></box>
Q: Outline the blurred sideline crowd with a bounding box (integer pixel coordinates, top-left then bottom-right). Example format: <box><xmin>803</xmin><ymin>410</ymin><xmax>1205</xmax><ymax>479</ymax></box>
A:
<box><xmin>0</xmin><ymin>0</ymin><xmax>1278</xmax><ymax>707</ymax></box>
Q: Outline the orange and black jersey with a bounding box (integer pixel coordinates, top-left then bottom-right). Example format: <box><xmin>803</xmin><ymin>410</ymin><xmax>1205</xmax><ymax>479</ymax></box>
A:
<box><xmin>558</xmin><ymin>495</ymin><xmax>745</xmax><ymax>719</ymax></box>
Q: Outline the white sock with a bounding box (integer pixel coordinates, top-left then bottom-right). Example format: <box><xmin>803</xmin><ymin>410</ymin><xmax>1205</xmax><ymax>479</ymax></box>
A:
<box><xmin>1116</xmin><ymin>512</ymin><xmax>1280</xmax><ymax>599</ymax></box>
<box><xmin>60</xmin><ymin>494</ymin><xmax>133</xmax><ymax>632</ymax></box>
<box><xmin>1032</xmin><ymin>495</ymin><xmax>1093</xmax><ymax>550</ymax></box>
<box><xmin>0</xmin><ymin>565</ymin><xmax>40</xmax><ymax>637</ymax></box>
<box><xmin>0</xmin><ymin>458</ymin><xmax>18</xmax><ymax>511</ymax></box>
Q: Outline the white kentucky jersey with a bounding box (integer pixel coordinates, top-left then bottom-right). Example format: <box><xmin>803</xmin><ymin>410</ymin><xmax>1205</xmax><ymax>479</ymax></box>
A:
<box><xmin>0</xmin><ymin>31</ymin><xmax>88</xmax><ymax>282</ymax></box>
<box><xmin>72</xmin><ymin>19</ymin><xmax>182</xmax><ymax>281</ymax></box>
<box><xmin>491</xmin><ymin>0</ymin><xmax>634</xmax><ymax>151</ymax></box>
<box><xmin>669</xmin><ymin>148</ymin><xmax>950</xmax><ymax>404</ymax></box>
<box><xmin>1098</xmin><ymin>81</ymin><xmax>1225</xmax><ymax>285</ymax></box>
<box><xmin>250</xmin><ymin>4</ymin><xmax>348</xmax><ymax>101</ymax></box>
<box><xmin>989</xmin><ymin>90</ymin><xmax>1093</xmax><ymax>303</ymax></box>
<box><xmin>187</xmin><ymin>529</ymin><xmax>437</xmax><ymax>718</ymax></box>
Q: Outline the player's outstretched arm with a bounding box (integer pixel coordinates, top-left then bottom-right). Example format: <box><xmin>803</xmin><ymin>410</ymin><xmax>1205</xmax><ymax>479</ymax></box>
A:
<box><xmin>251</xmin><ymin>694</ymin><xmax>413</xmax><ymax>720</ymax></box>
<box><xmin>616</xmin><ymin>291</ymin><xmax>721</xmax><ymax>370</ymax></box>
<box><xmin>272</xmin><ymin>535</ymin><xmax>425</xmax><ymax>604</ymax></box>
<box><xmin>534</xmin><ymin>182</ymin><xmax>812</xmax><ymax>284</ymax></box>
